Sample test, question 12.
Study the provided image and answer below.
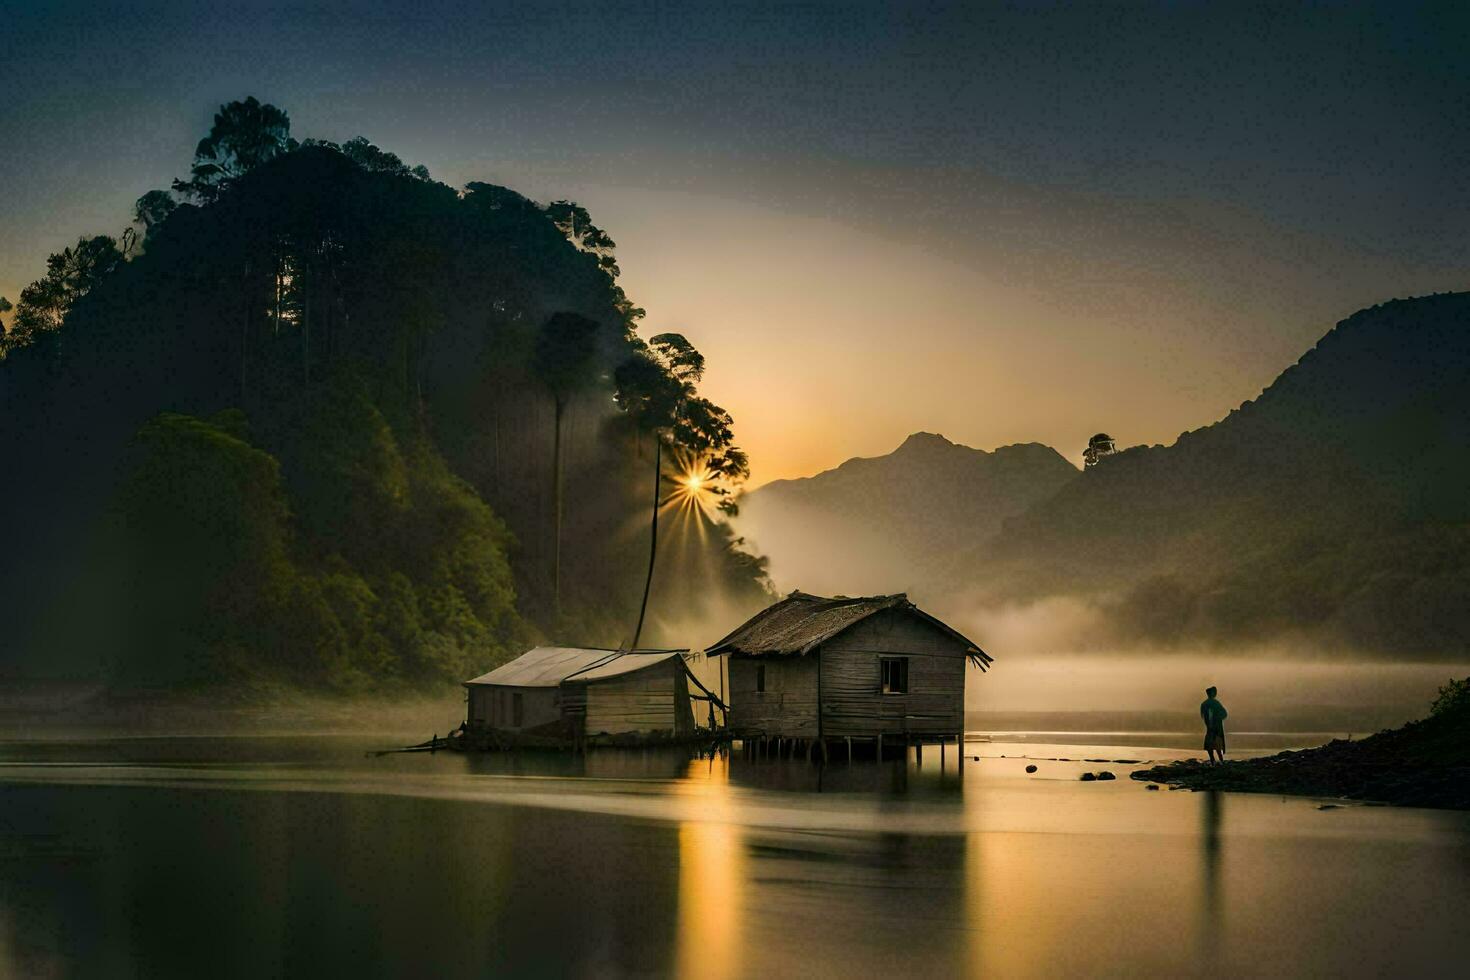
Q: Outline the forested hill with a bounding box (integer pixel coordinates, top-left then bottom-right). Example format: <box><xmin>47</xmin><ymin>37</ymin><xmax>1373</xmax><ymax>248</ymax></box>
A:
<box><xmin>0</xmin><ymin>100</ymin><xmax>769</xmax><ymax>693</ymax></box>
<box><xmin>736</xmin><ymin>433</ymin><xmax>1077</xmax><ymax>596</ymax></box>
<box><xmin>955</xmin><ymin>292</ymin><xmax>1470</xmax><ymax>658</ymax></box>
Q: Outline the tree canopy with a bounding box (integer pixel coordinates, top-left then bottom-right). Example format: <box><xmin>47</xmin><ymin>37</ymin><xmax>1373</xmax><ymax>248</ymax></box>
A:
<box><xmin>0</xmin><ymin>97</ymin><xmax>769</xmax><ymax>693</ymax></box>
<box><xmin>1083</xmin><ymin>432</ymin><xmax>1117</xmax><ymax>468</ymax></box>
<box><xmin>172</xmin><ymin>96</ymin><xmax>295</xmax><ymax>201</ymax></box>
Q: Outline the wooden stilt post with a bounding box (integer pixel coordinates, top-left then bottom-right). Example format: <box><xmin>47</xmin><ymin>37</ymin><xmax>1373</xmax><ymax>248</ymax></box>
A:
<box><xmin>916</xmin><ymin>741</ymin><xmax>923</xmax><ymax>767</ymax></box>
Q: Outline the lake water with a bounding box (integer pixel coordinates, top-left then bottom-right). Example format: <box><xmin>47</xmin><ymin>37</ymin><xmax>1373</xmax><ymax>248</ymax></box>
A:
<box><xmin>1</xmin><ymin>734</ymin><xmax>1466</xmax><ymax>978</ymax></box>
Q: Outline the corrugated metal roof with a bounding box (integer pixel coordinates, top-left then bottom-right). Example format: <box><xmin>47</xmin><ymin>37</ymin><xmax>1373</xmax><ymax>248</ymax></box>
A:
<box><xmin>464</xmin><ymin>647</ymin><xmax>688</xmax><ymax>688</ymax></box>
<box><xmin>563</xmin><ymin>651</ymin><xmax>686</xmax><ymax>684</ymax></box>
<box><xmin>704</xmin><ymin>591</ymin><xmax>992</xmax><ymax>668</ymax></box>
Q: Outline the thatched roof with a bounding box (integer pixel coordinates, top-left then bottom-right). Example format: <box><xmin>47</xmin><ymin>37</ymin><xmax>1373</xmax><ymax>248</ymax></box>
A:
<box><xmin>705</xmin><ymin>591</ymin><xmax>992</xmax><ymax>668</ymax></box>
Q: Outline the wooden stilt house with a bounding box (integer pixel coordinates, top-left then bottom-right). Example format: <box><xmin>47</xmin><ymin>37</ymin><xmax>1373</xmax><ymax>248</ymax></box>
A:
<box><xmin>705</xmin><ymin>592</ymin><xmax>991</xmax><ymax>754</ymax></box>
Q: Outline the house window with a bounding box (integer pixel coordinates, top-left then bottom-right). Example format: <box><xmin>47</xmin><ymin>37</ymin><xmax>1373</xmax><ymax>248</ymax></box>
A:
<box><xmin>756</xmin><ymin>664</ymin><xmax>766</xmax><ymax>693</ymax></box>
<box><xmin>880</xmin><ymin>657</ymin><xmax>909</xmax><ymax>694</ymax></box>
<box><xmin>512</xmin><ymin>692</ymin><xmax>524</xmax><ymax>727</ymax></box>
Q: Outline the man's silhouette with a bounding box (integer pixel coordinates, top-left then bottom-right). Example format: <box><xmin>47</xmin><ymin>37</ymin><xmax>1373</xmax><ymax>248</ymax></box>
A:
<box><xmin>1200</xmin><ymin>686</ymin><xmax>1228</xmax><ymax>764</ymax></box>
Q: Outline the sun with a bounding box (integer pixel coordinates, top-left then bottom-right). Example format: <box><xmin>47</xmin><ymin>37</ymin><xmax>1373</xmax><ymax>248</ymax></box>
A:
<box><xmin>671</xmin><ymin>461</ymin><xmax>716</xmax><ymax>512</ymax></box>
<box><xmin>676</xmin><ymin>465</ymin><xmax>712</xmax><ymax>497</ymax></box>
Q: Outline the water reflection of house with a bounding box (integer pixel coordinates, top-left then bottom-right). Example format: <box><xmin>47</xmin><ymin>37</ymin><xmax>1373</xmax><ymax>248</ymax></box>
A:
<box><xmin>706</xmin><ymin>592</ymin><xmax>991</xmax><ymax>758</ymax></box>
<box><xmin>464</xmin><ymin>647</ymin><xmax>722</xmax><ymax>745</ymax></box>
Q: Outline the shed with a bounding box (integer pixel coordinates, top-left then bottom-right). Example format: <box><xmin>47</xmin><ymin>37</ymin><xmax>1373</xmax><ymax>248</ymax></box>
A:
<box><xmin>705</xmin><ymin>592</ymin><xmax>991</xmax><ymax>749</ymax></box>
<box><xmin>464</xmin><ymin>646</ymin><xmax>713</xmax><ymax>743</ymax></box>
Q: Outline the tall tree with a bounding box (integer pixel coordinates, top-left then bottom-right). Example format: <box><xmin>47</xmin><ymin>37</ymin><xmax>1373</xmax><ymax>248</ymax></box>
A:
<box><xmin>1</xmin><ymin>235</ymin><xmax>124</xmax><ymax>354</ymax></box>
<box><xmin>545</xmin><ymin>200</ymin><xmax>620</xmax><ymax>278</ymax></box>
<box><xmin>172</xmin><ymin>97</ymin><xmax>294</xmax><ymax>201</ymax></box>
<box><xmin>532</xmin><ymin>312</ymin><xmax>604</xmax><ymax>618</ymax></box>
<box><xmin>133</xmin><ymin>190</ymin><xmax>177</xmax><ymax>241</ymax></box>
<box><xmin>614</xmin><ymin>333</ymin><xmax>748</xmax><ymax>646</ymax></box>
<box><xmin>1083</xmin><ymin>432</ymin><xmax>1117</xmax><ymax>468</ymax></box>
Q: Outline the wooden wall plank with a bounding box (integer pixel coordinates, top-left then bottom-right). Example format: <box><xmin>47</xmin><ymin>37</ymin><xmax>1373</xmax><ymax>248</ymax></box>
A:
<box><xmin>584</xmin><ymin>669</ymin><xmax>680</xmax><ymax>735</ymax></box>
<box><xmin>727</xmin><ymin>654</ymin><xmax>819</xmax><ymax>738</ymax></box>
<box><xmin>820</xmin><ymin>609</ymin><xmax>967</xmax><ymax>736</ymax></box>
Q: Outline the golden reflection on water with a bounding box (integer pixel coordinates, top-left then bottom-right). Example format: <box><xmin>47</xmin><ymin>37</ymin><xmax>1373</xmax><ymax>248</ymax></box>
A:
<box><xmin>963</xmin><ymin>829</ymin><xmax>1064</xmax><ymax>977</ymax></box>
<box><xmin>673</xmin><ymin>754</ymin><xmax>744</xmax><ymax>980</ymax></box>
<box><xmin>962</xmin><ymin>780</ymin><xmax>1230</xmax><ymax>977</ymax></box>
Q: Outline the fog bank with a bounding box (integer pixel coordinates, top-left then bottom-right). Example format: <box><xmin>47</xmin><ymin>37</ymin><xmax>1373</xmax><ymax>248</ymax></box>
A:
<box><xmin>967</xmin><ymin>656</ymin><xmax>1468</xmax><ymax>733</ymax></box>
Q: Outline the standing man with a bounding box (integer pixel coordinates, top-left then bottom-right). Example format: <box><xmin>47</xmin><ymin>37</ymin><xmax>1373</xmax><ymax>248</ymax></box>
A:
<box><xmin>1201</xmin><ymin>686</ymin><xmax>1228</xmax><ymax>764</ymax></box>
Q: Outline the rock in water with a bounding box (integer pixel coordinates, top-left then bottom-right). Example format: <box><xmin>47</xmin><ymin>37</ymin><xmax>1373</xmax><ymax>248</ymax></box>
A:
<box><xmin>1079</xmin><ymin>772</ymin><xmax>1096</xmax><ymax>781</ymax></box>
<box><xmin>1146</xmin><ymin>784</ymin><xmax>1160</xmax><ymax>790</ymax></box>
<box><xmin>1097</xmin><ymin>771</ymin><xmax>1116</xmax><ymax>781</ymax></box>
<box><xmin>1025</xmin><ymin>764</ymin><xmax>1038</xmax><ymax>773</ymax></box>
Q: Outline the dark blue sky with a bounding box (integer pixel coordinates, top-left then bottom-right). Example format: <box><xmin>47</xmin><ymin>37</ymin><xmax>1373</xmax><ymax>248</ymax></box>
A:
<box><xmin>3</xmin><ymin>1</ymin><xmax>1467</xmax><ymax>480</ymax></box>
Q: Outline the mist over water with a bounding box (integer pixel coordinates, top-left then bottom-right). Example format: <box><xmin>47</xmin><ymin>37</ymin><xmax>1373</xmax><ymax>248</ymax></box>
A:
<box><xmin>730</xmin><ymin>508</ymin><xmax>1469</xmax><ymax>733</ymax></box>
<box><xmin>964</xmin><ymin>655</ymin><xmax>1466</xmax><ymax>733</ymax></box>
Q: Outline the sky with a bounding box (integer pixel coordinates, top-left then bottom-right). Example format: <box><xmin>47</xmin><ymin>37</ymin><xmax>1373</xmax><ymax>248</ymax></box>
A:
<box><xmin>3</xmin><ymin>1</ymin><xmax>1468</xmax><ymax>484</ymax></box>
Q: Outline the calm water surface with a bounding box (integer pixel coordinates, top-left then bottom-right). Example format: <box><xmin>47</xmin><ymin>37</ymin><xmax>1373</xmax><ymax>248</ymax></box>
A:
<box><xmin>0</xmin><ymin>734</ymin><xmax>1466</xmax><ymax>978</ymax></box>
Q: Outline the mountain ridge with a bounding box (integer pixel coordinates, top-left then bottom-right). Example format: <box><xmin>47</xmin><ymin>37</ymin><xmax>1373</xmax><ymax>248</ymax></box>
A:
<box><xmin>741</xmin><ymin>291</ymin><xmax>1470</xmax><ymax>660</ymax></box>
<box><xmin>735</xmin><ymin>432</ymin><xmax>1077</xmax><ymax>598</ymax></box>
<box><xmin>958</xmin><ymin>291</ymin><xmax>1470</xmax><ymax>656</ymax></box>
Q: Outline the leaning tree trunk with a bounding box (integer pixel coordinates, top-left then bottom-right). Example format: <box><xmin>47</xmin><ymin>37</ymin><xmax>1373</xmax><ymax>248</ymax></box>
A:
<box><xmin>631</xmin><ymin>436</ymin><xmax>662</xmax><ymax>649</ymax></box>
<box><xmin>551</xmin><ymin>396</ymin><xmax>565</xmax><ymax>621</ymax></box>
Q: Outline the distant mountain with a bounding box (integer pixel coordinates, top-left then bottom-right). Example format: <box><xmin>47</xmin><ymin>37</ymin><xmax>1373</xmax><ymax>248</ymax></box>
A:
<box><xmin>735</xmin><ymin>433</ymin><xmax>1077</xmax><ymax>597</ymax></box>
<box><xmin>955</xmin><ymin>292</ymin><xmax>1470</xmax><ymax>658</ymax></box>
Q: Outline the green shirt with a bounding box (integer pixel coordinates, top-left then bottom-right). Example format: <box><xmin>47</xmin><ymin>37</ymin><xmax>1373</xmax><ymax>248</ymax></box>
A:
<box><xmin>1200</xmin><ymin>697</ymin><xmax>1227</xmax><ymax>730</ymax></box>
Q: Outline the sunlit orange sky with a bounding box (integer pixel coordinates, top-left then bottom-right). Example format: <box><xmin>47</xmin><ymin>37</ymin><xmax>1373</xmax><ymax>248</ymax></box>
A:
<box><xmin>4</xmin><ymin>2</ymin><xmax>1468</xmax><ymax>485</ymax></box>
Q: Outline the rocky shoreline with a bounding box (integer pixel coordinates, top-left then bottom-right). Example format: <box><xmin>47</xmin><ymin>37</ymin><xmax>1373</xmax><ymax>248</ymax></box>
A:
<box><xmin>1131</xmin><ymin>699</ymin><xmax>1470</xmax><ymax>810</ymax></box>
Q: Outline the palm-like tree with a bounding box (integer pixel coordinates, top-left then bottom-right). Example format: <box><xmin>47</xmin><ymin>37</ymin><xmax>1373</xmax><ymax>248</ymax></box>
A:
<box><xmin>614</xmin><ymin>333</ymin><xmax>747</xmax><ymax>647</ymax></box>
